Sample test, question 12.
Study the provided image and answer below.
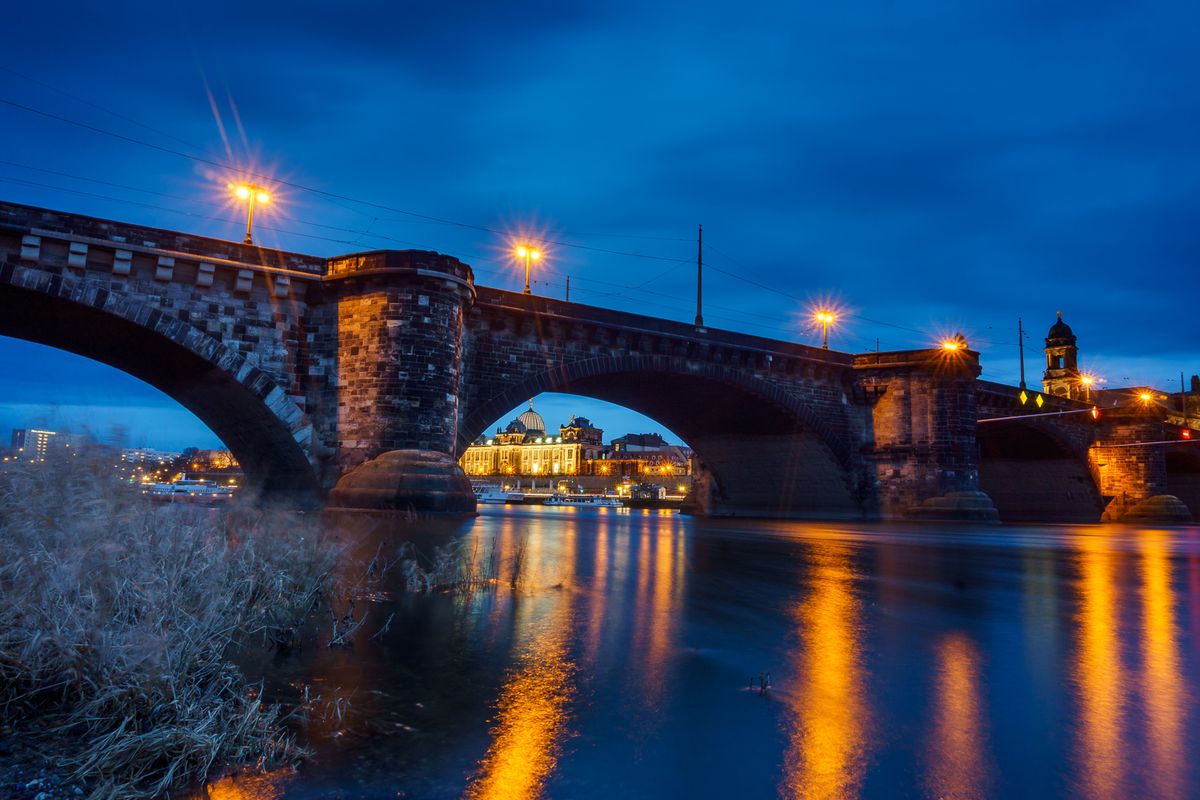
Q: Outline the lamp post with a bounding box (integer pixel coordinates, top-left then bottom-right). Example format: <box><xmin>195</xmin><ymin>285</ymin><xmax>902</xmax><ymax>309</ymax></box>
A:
<box><xmin>231</xmin><ymin>183</ymin><xmax>270</xmax><ymax>245</ymax></box>
<box><xmin>1081</xmin><ymin>374</ymin><xmax>1095</xmax><ymax>403</ymax></box>
<box><xmin>516</xmin><ymin>244</ymin><xmax>541</xmax><ymax>295</ymax></box>
<box><xmin>814</xmin><ymin>310</ymin><xmax>837</xmax><ymax>349</ymax></box>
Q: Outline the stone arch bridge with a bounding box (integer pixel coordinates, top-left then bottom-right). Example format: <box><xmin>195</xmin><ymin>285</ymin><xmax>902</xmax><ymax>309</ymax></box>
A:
<box><xmin>1</xmin><ymin>201</ymin><xmax>1194</xmax><ymax>523</ymax></box>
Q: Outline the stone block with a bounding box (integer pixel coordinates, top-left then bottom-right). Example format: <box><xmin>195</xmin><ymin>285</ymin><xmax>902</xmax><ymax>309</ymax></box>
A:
<box><xmin>154</xmin><ymin>256</ymin><xmax>175</xmax><ymax>281</ymax></box>
<box><xmin>235</xmin><ymin>269</ymin><xmax>254</xmax><ymax>293</ymax></box>
<box><xmin>111</xmin><ymin>249</ymin><xmax>133</xmax><ymax>275</ymax></box>
<box><xmin>67</xmin><ymin>241</ymin><xmax>88</xmax><ymax>269</ymax></box>
<box><xmin>19</xmin><ymin>235</ymin><xmax>40</xmax><ymax>262</ymax></box>
<box><xmin>196</xmin><ymin>262</ymin><xmax>216</xmax><ymax>287</ymax></box>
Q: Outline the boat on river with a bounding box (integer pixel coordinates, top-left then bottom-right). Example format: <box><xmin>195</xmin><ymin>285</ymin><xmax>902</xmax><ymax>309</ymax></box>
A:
<box><xmin>474</xmin><ymin>484</ymin><xmax>526</xmax><ymax>504</ymax></box>
<box><xmin>544</xmin><ymin>493</ymin><xmax>623</xmax><ymax>507</ymax></box>
<box><xmin>145</xmin><ymin>474</ymin><xmax>235</xmax><ymax>502</ymax></box>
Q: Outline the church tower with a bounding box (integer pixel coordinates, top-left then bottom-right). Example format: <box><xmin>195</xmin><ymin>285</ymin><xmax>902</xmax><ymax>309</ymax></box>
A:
<box><xmin>1042</xmin><ymin>311</ymin><xmax>1080</xmax><ymax>398</ymax></box>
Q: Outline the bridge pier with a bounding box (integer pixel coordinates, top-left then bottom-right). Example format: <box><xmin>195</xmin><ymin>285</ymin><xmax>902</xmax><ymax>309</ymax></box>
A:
<box><xmin>320</xmin><ymin>251</ymin><xmax>477</xmax><ymax>514</ymax></box>
<box><xmin>1090</xmin><ymin>406</ymin><xmax>1193</xmax><ymax>523</ymax></box>
<box><xmin>858</xmin><ymin>351</ymin><xmax>999</xmax><ymax>523</ymax></box>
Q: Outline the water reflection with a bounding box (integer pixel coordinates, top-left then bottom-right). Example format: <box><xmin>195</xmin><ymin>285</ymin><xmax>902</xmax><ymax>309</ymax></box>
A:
<box><xmin>462</xmin><ymin>625</ymin><xmax>576</xmax><ymax>800</ymax></box>
<box><xmin>782</xmin><ymin>543</ymin><xmax>869</xmax><ymax>800</ymax></box>
<box><xmin>185</xmin><ymin>513</ymin><xmax>1200</xmax><ymax>799</ymax></box>
<box><xmin>926</xmin><ymin>633</ymin><xmax>990</xmax><ymax>800</ymax></box>
<box><xmin>1138</xmin><ymin>532</ymin><xmax>1189</xmax><ymax>798</ymax></box>
<box><xmin>581</xmin><ymin>523</ymin><xmax>610</xmax><ymax>666</ymax></box>
<box><xmin>464</xmin><ymin>517</ymin><xmax>579</xmax><ymax>800</ymax></box>
<box><xmin>632</xmin><ymin>527</ymin><xmax>685</xmax><ymax>709</ymax></box>
<box><xmin>204</xmin><ymin>771</ymin><xmax>287</xmax><ymax>800</ymax></box>
<box><xmin>1072</xmin><ymin>535</ymin><xmax>1127</xmax><ymax>800</ymax></box>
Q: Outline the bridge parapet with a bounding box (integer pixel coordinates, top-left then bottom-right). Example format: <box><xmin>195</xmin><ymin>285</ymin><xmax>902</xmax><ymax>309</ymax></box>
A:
<box><xmin>0</xmin><ymin>200</ymin><xmax>325</xmax><ymax>276</ymax></box>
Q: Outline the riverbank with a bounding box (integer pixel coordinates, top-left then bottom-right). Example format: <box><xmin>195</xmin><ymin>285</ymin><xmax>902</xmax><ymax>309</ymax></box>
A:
<box><xmin>0</xmin><ymin>457</ymin><xmax>352</xmax><ymax>799</ymax></box>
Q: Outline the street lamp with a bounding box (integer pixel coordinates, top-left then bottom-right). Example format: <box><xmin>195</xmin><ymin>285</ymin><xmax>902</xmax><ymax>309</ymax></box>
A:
<box><xmin>814</xmin><ymin>310</ymin><xmax>837</xmax><ymax>349</ymax></box>
<box><xmin>1080</xmin><ymin>374</ymin><xmax>1095</xmax><ymax>403</ymax></box>
<box><xmin>941</xmin><ymin>333</ymin><xmax>968</xmax><ymax>351</ymax></box>
<box><xmin>515</xmin><ymin>244</ymin><xmax>541</xmax><ymax>294</ymax></box>
<box><xmin>230</xmin><ymin>183</ymin><xmax>270</xmax><ymax>245</ymax></box>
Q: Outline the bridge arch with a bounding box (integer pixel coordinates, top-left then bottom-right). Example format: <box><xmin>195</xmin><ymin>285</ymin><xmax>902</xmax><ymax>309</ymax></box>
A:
<box><xmin>459</xmin><ymin>355</ymin><xmax>863</xmax><ymax>518</ymax></box>
<box><xmin>1165</xmin><ymin>446</ymin><xmax>1200</xmax><ymax>521</ymax></box>
<box><xmin>976</xmin><ymin>419</ymin><xmax>1101</xmax><ymax>523</ymax></box>
<box><xmin>0</xmin><ymin>263</ymin><xmax>321</xmax><ymax>505</ymax></box>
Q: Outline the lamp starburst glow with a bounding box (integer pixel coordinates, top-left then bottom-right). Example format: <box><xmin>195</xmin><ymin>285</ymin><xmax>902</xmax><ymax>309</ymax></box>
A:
<box><xmin>1080</xmin><ymin>373</ymin><xmax>1097</xmax><ymax>402</ymax></box>
<box><xmin>939</xmin><ymin>332</ymin><xmax>969</xmax><ymax>353</ymax></box>
<box><xmin>812</xmin><ymin>309</ymin><xmax>838</xmax><ymax>349</ymax></box>
<box><xmin>514</xmin><ymin>243</ymin><xmax>543</xmax><ymax>295</ymax></box>
<box><xmin>229</xmin><ymin>182</ymin><xmax>271</xmax><ymax>245</ymax></box>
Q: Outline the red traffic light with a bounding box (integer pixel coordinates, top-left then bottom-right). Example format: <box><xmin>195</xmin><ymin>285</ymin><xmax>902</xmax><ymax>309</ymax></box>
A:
<box><xmin>1184</xmin><ymin>429</ymin><xmax>1192</xmax><ymax>439</ymax></box>
<box><xmin>1091</xmin><ymin>407</ymin><xmax>1100</xmax><ymax>420</ymax></box>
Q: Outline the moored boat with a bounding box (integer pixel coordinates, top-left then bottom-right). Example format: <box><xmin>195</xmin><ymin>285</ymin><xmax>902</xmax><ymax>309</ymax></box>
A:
<box><xmin>544</xmin><ymin>493</ymin><xmax>623</xmax><ymax>507</ymax></box>
<box><xmin>144</xmin><ymin>474</ymin><xmax>235</xmax><ymax>502</ymax></box>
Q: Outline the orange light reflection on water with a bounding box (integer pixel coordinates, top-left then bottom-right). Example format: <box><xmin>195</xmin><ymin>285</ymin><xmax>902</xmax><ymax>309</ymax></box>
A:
<box><xmin>204</xmin><ymin>771</ymin><xmax>288</xmax><ymax>800</ymax></box>
<box><xmin>782</xmin><ymin>544</ymin><xmax>868</xmax><ymax>800</ymax></box>
<box><xmin>1138</xmin><ymin>531</ymin><xmax>1189</xmax><ymax>798</ymax></box>
<box><xmin>1072</xmin><ymin>534</ymin><xmax>1126</xmax><ymax>800</ymax></box>
<box><xmin>926</xmin><ymin>633</ymin><xmax>990</xmax><ymax>800</ymax></box>
<box><xmin>582</xmin><ymin>523</ymin><xmax>610</xmax><ymax>666</ymax></box>
<box><xmin>463</xmin><ymin>632</ymin><xmax>575</xmax><ymax>800</ymax></box>
<box><xmin>464</xmin><ymin>519</ymin><xmax>579</xmax><ymax>800</ymax></box>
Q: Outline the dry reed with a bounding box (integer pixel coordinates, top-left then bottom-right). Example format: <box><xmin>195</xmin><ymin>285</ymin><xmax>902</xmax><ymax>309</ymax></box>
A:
<box><xmin>0</xmin><ymin>453</ymin><xmax>343</xmax><ymax>799</ymax></box>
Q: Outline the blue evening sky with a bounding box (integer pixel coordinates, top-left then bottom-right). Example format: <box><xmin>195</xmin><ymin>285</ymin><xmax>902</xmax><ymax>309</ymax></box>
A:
<box><xmin>1</xmin><ymin>1</ymin><xmax>1197</xmax><ymax>450</ymax></box>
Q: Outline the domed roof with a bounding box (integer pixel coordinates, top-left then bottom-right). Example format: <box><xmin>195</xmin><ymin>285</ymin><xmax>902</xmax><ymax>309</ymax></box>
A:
<box><xmin>504</xmin><ymin>419</ymin><xmax>526</xmax><ymax>434</ymax></box>
<box><xmin>517</xmin><ymin>401</ymin><xmax>545</xmax><ymax>434</ymax></box>
<box><xmin>1047</xmin><ymin>311</ymin><xmax>1075</xmax><ymax>342</ymax></box>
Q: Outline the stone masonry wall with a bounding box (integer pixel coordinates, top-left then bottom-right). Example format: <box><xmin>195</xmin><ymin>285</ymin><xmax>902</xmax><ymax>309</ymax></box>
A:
<box><xmin>460</xmin><ymin>289</ymin><xmax>863</xmax><ymax>455</ymax></box>
<box><xmin>1090</xmin><ymin>410</ymin><xmax>1170</xmax><ymax>519</ymax></box>
<box><xmin>304</xmin><ymin>252</ymin><xmax>473</xmax><ymax>476</ymax></box>
<box><xmin>855</xmin><ymin>352</ymin><xmax>985</xmax><ymax>516</ymax></box>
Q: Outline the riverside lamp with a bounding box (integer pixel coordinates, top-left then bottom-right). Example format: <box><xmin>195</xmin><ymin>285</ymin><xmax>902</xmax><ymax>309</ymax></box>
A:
<box><xmin>1081</xmin><ymin>374</ymin><xmax>1095</xmax><ymax>402</ymax></box>
<box><xmin>516</xmin><ymin>244</ymin><xmax>541</xmax><ymax>294</ymax></box>
<box><xmin>231</xmin><ymin>183</ymin><xmax>270</xmax><ymax>244</ymax></box>
<box><xmin>814</xmin><ymin>310</ymin><xmax>837</xmax><ymax>349</ymax></box>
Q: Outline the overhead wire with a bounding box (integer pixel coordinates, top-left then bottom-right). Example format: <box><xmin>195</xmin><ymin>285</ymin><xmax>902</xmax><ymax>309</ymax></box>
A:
<box><xmin>0</xmin><ymin>96</ymin><xmax>697</xmax><ymax>265</ymax></box>
<box><xmin>0</xmin><ymin>92</ymin><xmax>1021</xmax><ymax>355</ymax></box>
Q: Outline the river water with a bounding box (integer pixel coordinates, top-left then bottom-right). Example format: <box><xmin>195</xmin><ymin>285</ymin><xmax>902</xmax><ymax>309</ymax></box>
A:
<box><xmin>207</xmin><ymin>507</ymin><xmax>1200</xmax><ymax>799</ymax></box>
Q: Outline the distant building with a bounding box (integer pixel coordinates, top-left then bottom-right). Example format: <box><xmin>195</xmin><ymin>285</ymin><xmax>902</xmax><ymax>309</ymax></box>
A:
<box><xmin>10</xmin><ymin>428</ymin><xmax>57</xmax><ymax>460</ymax></box>
<box><xmin>611</xmin><ymin>432</ymin><xmax>670</xmax><ymax>453</ymax></box>
<box><xmin>596</xmin><ymin>434</ymin><xmax>691</xmax><ymax>479</ymax></box>
<box><xmin>120</xmin><ymin>447</ymin><xmax>179</xmax><ymax>466</ymax></box>
<box><xmin>459</xmin><ymin>402</ymin><xmax>606</xmax><ymax>477</ymax></box>
<box><xmin>460</xmin><ymin>404</ymin><xmax>694</xmax><ymax>482</ymax></box>
<box><xmin>1042</xmin><ymin>311</ymin><xmax>1081</xmax><ymax>399</ymax></box>
<box><xmin>7</xmin><ymin>428</ymin><xmax>86</xmax><ymax>461</ymax></box>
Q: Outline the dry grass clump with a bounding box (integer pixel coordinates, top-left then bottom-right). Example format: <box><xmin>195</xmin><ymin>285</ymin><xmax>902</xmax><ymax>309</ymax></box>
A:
<box><xmin>0</xmin><ymin>454</ymin><xmax>342</xmax><ymax>799</ymax></box>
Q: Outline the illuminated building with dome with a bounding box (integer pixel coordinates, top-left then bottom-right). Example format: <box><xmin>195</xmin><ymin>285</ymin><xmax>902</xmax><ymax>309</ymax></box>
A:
<box><xmin>1042</xmin><ymin>311</ymin><xmax>1082</xmax><ymax>399</ymax></box>
<box><xmin>459</xmin><ymin>401</ymin><xmax>608</xmax><ymax>477</ymax></box>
